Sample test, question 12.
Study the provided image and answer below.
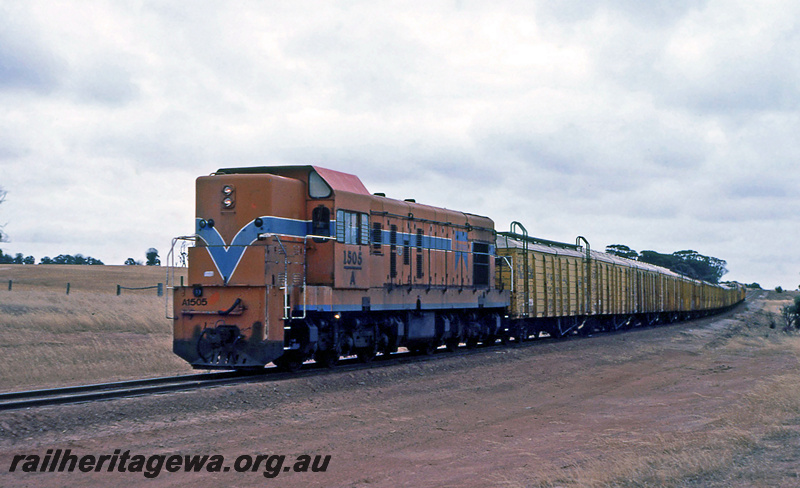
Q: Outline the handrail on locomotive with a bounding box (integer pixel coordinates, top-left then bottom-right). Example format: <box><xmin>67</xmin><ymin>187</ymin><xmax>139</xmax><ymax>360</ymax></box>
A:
<box><xmin>165</xmin><ymin>235</ymin><xmax>196</xmax><ymax>321</ymax></box>
<box><xmin>167</xmin><ymin>230</ymin><xmax>335</xmax><ymax>322</ymax></box>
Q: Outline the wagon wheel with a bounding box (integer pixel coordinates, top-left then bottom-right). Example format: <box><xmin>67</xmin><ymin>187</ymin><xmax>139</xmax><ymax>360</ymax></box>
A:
<box><xmin>551</xmin><ymin>324</ymin><xmax>570</xmax><ymax>339</ymax></box>
<box><xmin>516</xmin><ymin>324</ymin><xmax>528</xmax><ymax>343</ymax></box>
<box><xmin>411</xmin><ymin>342</ymin><xmax>435</xmax><ymax>355</ymax></box>
<box><xmin>613</xmin><ymin>316</ymin><xmax>630</xmax><ymax>331</ymax></box>
<box><xmin>578</xmin><ymin>319</ymin><xmax>592</xmax><ymax>337</ymax></box>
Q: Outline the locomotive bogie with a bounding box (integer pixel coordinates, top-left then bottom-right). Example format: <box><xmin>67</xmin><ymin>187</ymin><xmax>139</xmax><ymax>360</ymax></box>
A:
<box><xmin>173</xmin><ymin>284</ymin><xmax>284</xmax><ymax>368</ymax></box>
<box><xmin>278</xmin><ymin>308</ymin><xmax>504</xmax><ymax>365</ymax></box>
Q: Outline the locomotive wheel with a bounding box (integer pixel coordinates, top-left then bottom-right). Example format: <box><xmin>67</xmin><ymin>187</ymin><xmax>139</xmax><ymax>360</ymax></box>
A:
<box><xmin>275</xmin><ymin>353</ymin><xmax>303</xmax><ymax>372</ymax></box>
<box><xmin>356</xmin><ymin>345</ymin><xmax>377</xmax><ymax>363</ymax></box>
<box><xmin>315</xmin><ymin>349</ymin><xmax>340</xmax><ymax>368</ymax></box>
<box><xmin>445</xmin><ymin>338</ymin><xmax>460</xmax><ymax>352</ymax></box>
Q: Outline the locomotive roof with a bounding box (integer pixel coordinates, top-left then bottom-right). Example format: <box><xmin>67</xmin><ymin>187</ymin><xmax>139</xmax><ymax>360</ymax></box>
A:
<box><xmin>215</xmin><ymin>165</ymin><xmax>495</xmax><ymax>227</ymax></box>
<box><xmin>214</xmin><ymin>165</ymin><xmax>371</xmax><ymax>196</ymax></box>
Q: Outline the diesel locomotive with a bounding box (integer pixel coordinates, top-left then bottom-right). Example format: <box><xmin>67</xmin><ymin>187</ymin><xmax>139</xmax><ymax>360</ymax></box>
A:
<box><xmin>168</xmin><ymin>166</ymin><xmax>745</xmax><ymax>370</ymax></box>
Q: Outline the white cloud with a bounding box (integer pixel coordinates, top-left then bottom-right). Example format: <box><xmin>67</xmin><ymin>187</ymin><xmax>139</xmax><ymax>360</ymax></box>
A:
<box><xmin>0</xmin><ymin>0</ymin><xmax>798</xmax><ymax>288</ymax></box>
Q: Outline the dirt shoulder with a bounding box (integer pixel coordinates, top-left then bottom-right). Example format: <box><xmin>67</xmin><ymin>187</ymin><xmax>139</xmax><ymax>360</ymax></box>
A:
<box><xmin>2</xmin><ymin>291</ymin><xmax>799</xmax><ymax>487</ymax></box>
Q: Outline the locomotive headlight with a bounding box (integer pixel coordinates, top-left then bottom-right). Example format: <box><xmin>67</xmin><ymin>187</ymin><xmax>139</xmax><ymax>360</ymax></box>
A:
<box><xmin>222</xmin><ymin>185</ymin><xmax>234</xmax><ymax>196</ymax></box>
<box><xmin>222</xmin><ymin>197</ymin><xmax>235</xmax><ymax>208</ymax></box>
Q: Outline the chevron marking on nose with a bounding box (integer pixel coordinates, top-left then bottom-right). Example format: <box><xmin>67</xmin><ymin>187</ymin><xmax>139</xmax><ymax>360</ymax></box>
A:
<box><xmin>195</xmin><ymin>217</ymin><xmax>312</xmax><ymax>284</ymax></box>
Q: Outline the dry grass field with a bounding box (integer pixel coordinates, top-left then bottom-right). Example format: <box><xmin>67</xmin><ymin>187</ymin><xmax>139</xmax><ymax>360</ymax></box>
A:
<box><xmin>2</xmin><ymin>273</ymin><xmax>800</xmax><ymax>486</ymax></box>
<box><xmin>2</xmin><ymin>290</ymin><xmax>800</xmax><ymax>487</ymax></box>
<box><xmin>0</xmin><ymin>264</ymin><xmax>193</xmax><ymax>391</ymax></box>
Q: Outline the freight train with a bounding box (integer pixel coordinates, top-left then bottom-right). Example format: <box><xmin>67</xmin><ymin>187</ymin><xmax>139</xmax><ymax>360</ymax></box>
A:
<box><xmin>168</xmin><ymin>166</ymin><xmax>745</xmax><ymax>371</ymax></box>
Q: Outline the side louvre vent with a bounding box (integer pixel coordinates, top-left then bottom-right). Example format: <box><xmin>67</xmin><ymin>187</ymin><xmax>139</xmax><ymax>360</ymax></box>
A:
<box><xmin>372</xmin><ymin>222</ymin><xmax>382</xmax><ymax>254</ymax></box>
<box><xmin>390</xmin><ymin>225</ymin><xmax>398</xmax><ymax>279</ymax></box>
<box><xmin>416</xmin><ymin>229</ymin><xmax>423</xmax><ymax>279</ymax></box>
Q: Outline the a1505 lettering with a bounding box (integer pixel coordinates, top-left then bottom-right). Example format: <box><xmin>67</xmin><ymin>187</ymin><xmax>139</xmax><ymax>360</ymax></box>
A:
<box><xmin>343</xmin><ymin>250</ymin><xmax>362</xmax><ymax>267</ymax></box>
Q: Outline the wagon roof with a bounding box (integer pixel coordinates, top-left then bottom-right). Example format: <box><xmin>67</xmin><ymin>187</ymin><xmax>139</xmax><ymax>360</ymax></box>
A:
<box><xmin>496</xmin><ymin>234</ymin><xmax>685</xmax><ymax>278</ymax></box>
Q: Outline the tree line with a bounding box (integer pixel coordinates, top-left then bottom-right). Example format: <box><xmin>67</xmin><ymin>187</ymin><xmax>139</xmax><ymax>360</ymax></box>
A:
<box><xmin>605</xmin><ymin>244</ymin><xmax>728</xmax><ymax>284</ymax></box>
<box><xmin>0</xmin><ymin>249</ymin><xmax>160</xmax><ymax>266</ymax></box>
<box><xmin>0</xmin><ymin>251</ymin><xmax>105</xmax><ymax>265</ymax></box>
<box><xmin>124</xmin><ymin>248</ymin><xmax>161</xmax><ymax>266</ymax></box>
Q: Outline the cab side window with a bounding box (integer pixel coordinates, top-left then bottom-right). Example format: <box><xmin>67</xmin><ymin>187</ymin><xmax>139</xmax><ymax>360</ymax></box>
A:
<box><xmin>336</xmin><ymin>210</ymin><xmax>369</xmax><ymax>245</ymax></box>
<box><xmin>311</xmin><ymin>206</ymin><xmax>330</xmax><ymax>243</ymax></box>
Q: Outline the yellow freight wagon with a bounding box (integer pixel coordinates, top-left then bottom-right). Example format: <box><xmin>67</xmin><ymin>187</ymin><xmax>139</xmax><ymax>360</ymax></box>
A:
<box><xmin>495</xmin><ymin>225</ymin><xmax>745</xmax><ymax>339</ymax></box>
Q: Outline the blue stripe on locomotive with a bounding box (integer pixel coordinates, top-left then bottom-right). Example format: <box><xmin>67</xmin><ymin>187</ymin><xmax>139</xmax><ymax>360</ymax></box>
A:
<box><xmin>196</xmin><ymin>217</ymin><xmax>490</xmax><ymax>284</ymax></box>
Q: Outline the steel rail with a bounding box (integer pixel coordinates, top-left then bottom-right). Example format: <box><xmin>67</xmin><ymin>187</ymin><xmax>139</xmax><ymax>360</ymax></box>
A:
<box><xmin>0</xmin><ymin>370</ymin><xmax>264</xmax><ymax>411</ymax></box>
<box><xmin>0</xmin><ymin>345</ymin><xmax>515</xmax><ymax>411</ymax></box>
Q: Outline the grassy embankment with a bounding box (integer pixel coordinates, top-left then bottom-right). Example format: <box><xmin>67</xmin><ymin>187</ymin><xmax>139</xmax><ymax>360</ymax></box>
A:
<box><xmin>0</xmin><ymin>264</ymin><xmax>193</xmax><ymax>391</ymax></box>
<box><xmin>532</xmin><ymin>291</ymin><xmax>800</xmax><ymax>487</ymax></box>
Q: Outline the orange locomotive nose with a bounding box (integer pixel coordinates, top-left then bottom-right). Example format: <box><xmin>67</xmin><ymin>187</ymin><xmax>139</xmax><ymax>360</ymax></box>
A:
<box><xmin>172</xmin><ymin>171</ymin><xmax>308</xmax><ymax>368</ymax></box>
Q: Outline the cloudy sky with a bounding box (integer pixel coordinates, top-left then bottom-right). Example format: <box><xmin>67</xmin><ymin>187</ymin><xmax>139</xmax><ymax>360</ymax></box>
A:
<box><xmin>1</xmin><ymin>0</ymin><xmax>798</xmax><ymax>288</ymax></box>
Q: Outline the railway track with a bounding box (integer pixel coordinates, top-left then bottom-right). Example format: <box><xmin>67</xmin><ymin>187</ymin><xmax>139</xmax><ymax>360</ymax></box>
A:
<box><xmin>1</xmin><ymin>301</ymin><xmax>749</xmax><ymax>412</ymax></box>
<box><xmin>0</xmin><ymin>348</ymin><xmax>457</xmax><ymax>411</ymax></box>
<box><xmin>0</xmin><ymin>370</ymin><xmax>267</xmax><ymax>411</ymax></box>
<box><xmin>0</xmin><ymin>341</ymin><xmax>520</xmax><ymax>411</ymax></box>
